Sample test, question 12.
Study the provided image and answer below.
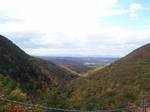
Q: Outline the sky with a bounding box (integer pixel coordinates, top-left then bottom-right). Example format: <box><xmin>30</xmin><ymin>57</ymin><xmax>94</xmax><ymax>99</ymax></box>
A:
<box><xmin>0</xmin><ymin>0</ymin><xmax>150</xmax><ymax>57</ymax></box>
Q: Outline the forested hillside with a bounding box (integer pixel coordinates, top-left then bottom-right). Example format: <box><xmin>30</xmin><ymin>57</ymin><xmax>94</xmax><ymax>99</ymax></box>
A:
<box><xmin>0</xmin><ymin>35</ymin><xmax>77</xmax><ymax>94</ymax></box>
<box><xmin>0</xmin><ymin>35</ymin><xmax>150</xmax><ymax>111</ymax></box>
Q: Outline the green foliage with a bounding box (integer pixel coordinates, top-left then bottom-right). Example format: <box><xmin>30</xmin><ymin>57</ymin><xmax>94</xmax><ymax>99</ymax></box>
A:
<box><xmin>0</xmin><ymin>101</ymin><xmax>5</xmax><ymax>112</ymax></box>
<box><xmin>37</xmin><ymin>84</ymin><xmax>69</xmax><ymax>109</ymax></box>
<box><xmin>0</xmin><ymin>74</ymin><xmax>31</xmax><ymax>111</ymax></box>
<box><xmin>137</xmin><ymin>72</ymin><xmax>150</xmax><ymax>91</ymax></box>
<box><xmin>0</xmin><ymin>74</ymin><xmax>16</xmax><ymax>94</ymax></box>
<box><xmin>8</xmin><ymin>88</ymin><xmax>28</xmax><ymax>102</ymax></box>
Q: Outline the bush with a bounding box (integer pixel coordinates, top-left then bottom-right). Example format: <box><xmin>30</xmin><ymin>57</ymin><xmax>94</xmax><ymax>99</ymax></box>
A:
<box><xmin>8</xmin><ymin>89</ymin><xmax>28</xmax><ymax>102</ymax></box>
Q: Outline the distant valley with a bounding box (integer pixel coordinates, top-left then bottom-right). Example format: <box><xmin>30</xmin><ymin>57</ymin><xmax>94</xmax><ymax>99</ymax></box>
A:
<box><xmin>39</xmin><ymin>56</ymin><xmax>119</xmax><ymax>74</ymax></box>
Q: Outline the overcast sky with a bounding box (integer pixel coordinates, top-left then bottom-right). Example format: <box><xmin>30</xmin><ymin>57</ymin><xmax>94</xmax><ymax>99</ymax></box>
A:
<box><xmin>0</xmin><ymin>0</ymin><xmax>150</xmax><ymax>57</ymax></box>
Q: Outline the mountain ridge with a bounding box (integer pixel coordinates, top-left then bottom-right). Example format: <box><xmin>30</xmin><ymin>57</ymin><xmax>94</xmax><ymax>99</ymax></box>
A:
<box><xmin>68</xmin><ymin>43</ymin><xmax>150</xmax><ymax>109</ymax></box>
<box><xmin>0</xmin><ymin>35</ymin><xmax>77</xmax><ymax>94</ymax></box>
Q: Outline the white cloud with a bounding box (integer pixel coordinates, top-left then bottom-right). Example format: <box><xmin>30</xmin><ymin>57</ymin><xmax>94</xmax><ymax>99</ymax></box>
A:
<box><xmin>0</xmin><ymin>0</ymin><xmax>149</xmax><ymax>57</ymax></box>
<box><xmin>129</xmin><ymin>13</ymin><xmax>139</xmax><ymax>17</ymax></box>
<box><xmin>129</xmin><ymin>3</ymin><xmax>142</xmax><ymax>17</ymax></box>
<box><xmin>129</xmin><ymin>3</ymin><xmax>142</xmax><ymax>11</ymax></box>
<box><xmin>0</xmin><ymin>0</ymin><xmax>142</xmax><ymax>33</ymax></box>
<box><xmin>15</xmin><ymin>28</ymin><xmax>150</xmax><ymax>57</ymax></box>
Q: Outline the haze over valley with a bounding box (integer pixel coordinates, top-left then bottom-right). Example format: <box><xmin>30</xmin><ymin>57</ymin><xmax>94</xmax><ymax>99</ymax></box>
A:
<box><xmin>39</xmin><ymin>56</ymin><xmax>119</xmax><ymax>74</ymax></box>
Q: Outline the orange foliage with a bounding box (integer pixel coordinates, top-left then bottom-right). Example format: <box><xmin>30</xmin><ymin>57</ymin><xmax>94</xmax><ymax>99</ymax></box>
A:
<box><xmin>4</xmin><ymin>103</ymin><xmax>33</xmax><ymax>112</ymax></box>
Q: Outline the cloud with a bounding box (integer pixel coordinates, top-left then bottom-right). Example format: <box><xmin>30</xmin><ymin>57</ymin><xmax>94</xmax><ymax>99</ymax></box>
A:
<box><xmin>129</xmin><ymin>3</ymin><xmax>142</xmax><ymax>11</ymax></box>
<box><xmin>0</xmin><ymin>17</ymin><xmax>21</xmax><ymax>24</ymax></box>
<box><xmin>0</xmin><ymin>0</ymin><xmax>121</xmax><ymax>36</ymax></box>
<box><xmin>0</xmin><ymin>0</ymin><xmax>149</xmax><ymax>57</ymax></box>
<box><xmin>0</xmin><ymin>0</ymin><xmax>143</xmax><ymax>34</ymax></box>
<box><xmin>4</xmin><ymin>28</ymin><xmax>149</xmax><ymax>57</ymax></box>
<box><xmin>129</xmin><ymin>3</ymin><xmax>142</xmax><ymax>17</ymax></box>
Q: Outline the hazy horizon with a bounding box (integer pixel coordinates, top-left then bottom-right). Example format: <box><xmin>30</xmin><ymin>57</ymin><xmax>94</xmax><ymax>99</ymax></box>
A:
<box><xmin>36</xmin><ymin>55</ymin><xmax>120</xmax><ymax>58</ymax></box>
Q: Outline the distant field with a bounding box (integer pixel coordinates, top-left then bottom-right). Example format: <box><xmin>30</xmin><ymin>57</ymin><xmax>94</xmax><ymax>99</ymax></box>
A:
<box><xmin>38</xmin><ymin>56</ymin><xmax>119</xmax><ymax>74</ymax></box>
